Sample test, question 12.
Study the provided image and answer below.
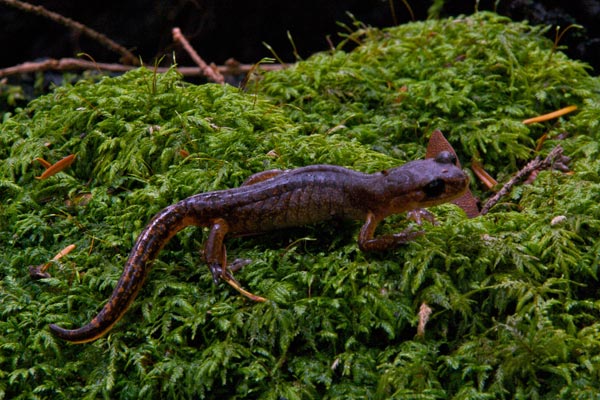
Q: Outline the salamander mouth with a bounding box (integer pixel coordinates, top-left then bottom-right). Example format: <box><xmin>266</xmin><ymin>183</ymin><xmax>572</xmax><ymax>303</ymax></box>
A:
<box><xmin>444</xmin><ymin>175</ymin><xmax>469</xmax><ymax>199</ymax></box>
<box><xmin>388</xmin><ymin>173</ymin><xmax>469</xmax><ymax>213</ymax></box>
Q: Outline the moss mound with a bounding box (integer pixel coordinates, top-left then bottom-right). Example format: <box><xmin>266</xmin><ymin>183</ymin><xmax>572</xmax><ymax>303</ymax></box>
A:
<box><xmin>2</xmin><ymin>12</ymin><xmax>600</xmax><ymax>399</ymax></box>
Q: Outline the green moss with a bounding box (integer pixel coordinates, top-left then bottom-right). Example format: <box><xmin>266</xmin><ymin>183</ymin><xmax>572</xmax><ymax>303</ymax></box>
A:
<box><xmin>2</xmin><ymin>12</ymin><xmax>600</xmax><ymax>399</ymax></box>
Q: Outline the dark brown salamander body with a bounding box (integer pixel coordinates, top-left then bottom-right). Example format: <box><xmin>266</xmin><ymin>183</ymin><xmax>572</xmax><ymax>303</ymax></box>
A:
<box><xmin>49</xmin><ymin>151</ymin><xmax>468</xmax><ymax>343</ymax></box>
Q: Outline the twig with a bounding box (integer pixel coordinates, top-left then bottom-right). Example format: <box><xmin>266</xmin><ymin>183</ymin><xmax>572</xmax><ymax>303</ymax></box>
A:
<box><xmin>522</xmin><ymin>105</ymin><xmax>578</xmax><ymax>125</ymax></box>
<box><xmin>0</xmin><ymin>0</ymin><xmax>138</xmax><ymax>65</ymax></box>
<box><xmin>0</xmin><ymin>58</ymin><xmax>129</xmax><ymax>77</ymax></box>
<box><xmin>480</xmin><ymin>146</ymin><xmax>565</xmax><ymax>215</ymax></box>
<box><xmin>172</xmin><ymin>27</ymin><xmax>225</xmax><ymax>84</ymax></box>
<box><xmin>28</xmin><ymin>244</ymin><xmax>76</xmax><ymax>279</ymax></box>
<box><xmin>0</xmin><ymin>57</ymin><xmax>285</xmax><ymax>79</ymax></box>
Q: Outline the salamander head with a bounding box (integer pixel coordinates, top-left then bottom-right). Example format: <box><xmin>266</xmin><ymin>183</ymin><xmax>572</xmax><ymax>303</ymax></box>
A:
<box><xmin>382</xmin><ymin>151</ymin><xmax>469</xmax><ymax>214</ymax></box>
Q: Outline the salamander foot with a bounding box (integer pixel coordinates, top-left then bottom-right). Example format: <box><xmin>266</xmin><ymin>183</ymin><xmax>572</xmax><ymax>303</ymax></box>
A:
<box><xmin>208</xmin><ymin>261</ymin><xmax>267</xmax><ymax>302</ymax></box>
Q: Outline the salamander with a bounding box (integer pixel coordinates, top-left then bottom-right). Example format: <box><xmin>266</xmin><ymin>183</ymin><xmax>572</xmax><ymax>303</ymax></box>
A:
<box><xmin>49</xmin><ymin>151</ymin><xmax>468</xmax><ymax>343</ymax></box>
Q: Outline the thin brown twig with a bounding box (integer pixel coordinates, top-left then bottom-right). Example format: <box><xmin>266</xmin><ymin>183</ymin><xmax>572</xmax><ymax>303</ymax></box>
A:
<box><xmin>480</xmin><ymin>146</ymin><xmax>565</xmax><ymax>215</ymax></box>
<box><xmin>0</xmin><ymin>0</ymin><xmax>138</xmax><ymax>65</ymax></box>
<box><xmin>172</xmin><ymin>27</ymin><xmax>225</xmax><ymax>84</ymax></box>
<box><xmin>0</xmin><ymin>58</ymin><xmax>285</xmax><ymax>79</ymax></box>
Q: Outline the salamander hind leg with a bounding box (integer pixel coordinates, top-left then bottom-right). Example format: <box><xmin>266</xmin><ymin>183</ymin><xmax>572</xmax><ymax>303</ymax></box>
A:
<box><xmin>228</xmin><ymin>258</ymin><xmax>252</xmax><ymax>272</ymax></box>
<box><xmin>204</xmin><ymin>219</ymin><xmax>266</xmax><ymax>302</ymax></box>
<box><xmin>241</xmin><ymin>169</ymin><xmax>285</xmax><ymax>186</ymax></box>
<box><xmin>204</xmin><ymin>218</ymin><xmax>230</xmax><ymax>284</ymax></box>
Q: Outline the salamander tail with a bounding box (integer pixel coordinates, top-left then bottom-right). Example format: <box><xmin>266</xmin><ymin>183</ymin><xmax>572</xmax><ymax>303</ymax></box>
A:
<box><xmin>49</xmin><ymin>318</ymin><xmax>119</xmax><ymax>344</ymax></box>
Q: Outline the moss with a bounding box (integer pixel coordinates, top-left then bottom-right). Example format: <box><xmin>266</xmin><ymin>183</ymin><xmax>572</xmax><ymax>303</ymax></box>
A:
<box><xmin>2</xmin><ymin>11</ymin><xmax>600</xmax><ymax>399</ymax></box>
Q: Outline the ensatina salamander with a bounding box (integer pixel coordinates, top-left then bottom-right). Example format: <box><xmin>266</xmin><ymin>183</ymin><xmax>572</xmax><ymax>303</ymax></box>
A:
<box><xmin>50</xmin><ymin>151</ymin><xmax>468</xmax><ymax>343</ymax></box>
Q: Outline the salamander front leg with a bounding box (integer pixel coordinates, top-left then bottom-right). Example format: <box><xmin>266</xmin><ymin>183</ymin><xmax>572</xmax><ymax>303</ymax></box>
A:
<box><xmin>358</xmin><ymin>212</ymin><xmax>423</xmax><ymax>252</ymax></box>
<box><xmin>204</xmin><ymin>218</ymin><xmax>266</xmax><ymax>302</ymax></box>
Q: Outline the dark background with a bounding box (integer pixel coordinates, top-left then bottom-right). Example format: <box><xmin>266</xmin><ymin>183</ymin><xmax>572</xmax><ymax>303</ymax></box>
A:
<box><xmin>1</xmin><ymin>0</ymin><xmax>599</xmax><ymax>73</ymax></box>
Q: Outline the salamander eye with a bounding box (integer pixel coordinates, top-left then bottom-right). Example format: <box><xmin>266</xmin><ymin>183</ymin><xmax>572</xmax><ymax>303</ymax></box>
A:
<box><xmin>423</xmin><ymin>178</ymin><xmax>446</xmax><ymax>198</ymax></box>
<box><xmin>435</xmin><ymin>151</ymin><xmax>457</xmax><ymax>165</ymax></box>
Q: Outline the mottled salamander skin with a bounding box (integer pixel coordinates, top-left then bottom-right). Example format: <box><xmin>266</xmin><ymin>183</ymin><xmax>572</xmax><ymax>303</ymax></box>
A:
<box><xmin>49</xmin><ymin>151</ymin><xmax>468</xmax><ymax>343</ymax></box>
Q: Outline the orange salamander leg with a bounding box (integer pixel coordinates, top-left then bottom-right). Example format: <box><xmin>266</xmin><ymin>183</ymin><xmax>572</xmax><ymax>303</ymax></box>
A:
<box><xmin>241</xmin><ymin>169</ymin><xmax>284</xmax><ymax>186</ymax></box>
<box><xmin>204</xmin><ymin>218</ymin><xmax>266</xmax><ymax>302</ymax></box>
<box><xmin>358</xmin><ymin>212</ymin><xmax>423</xmax><ymax>252</ymax></box>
